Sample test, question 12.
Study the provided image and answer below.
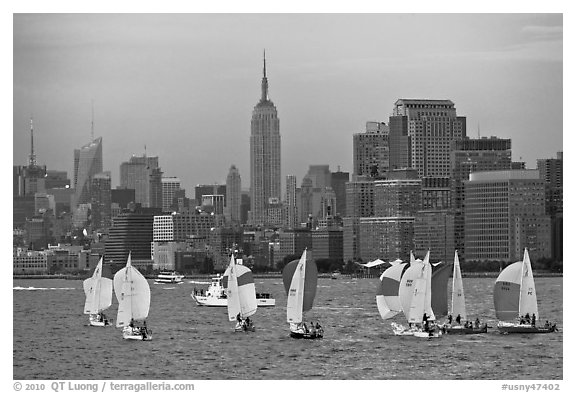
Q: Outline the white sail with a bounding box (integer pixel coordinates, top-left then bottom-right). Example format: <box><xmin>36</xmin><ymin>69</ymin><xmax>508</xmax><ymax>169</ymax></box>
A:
<box><xmin>451</xmin><ymin>250</ymin><xmax>467</xmax><ymax>321</ymax></box>
<box><xmin>114</xmin><ymin>253</ymin><xmax>151</xmax><ymax>327</ymax></box>
<box><xmin>225</xmin><ymin>256</ymin><xmax>241</xmax><ymax>321</ymax></box>
<box><xmin>518</xmin><ymin>248</ymin><xmax>538</xmax><ymax>320</ymax></box>
<box><xmin>408</xmin><ymin>276</ymin><xmax>427</xmax><ymax>323</ymax></box>
<box><xmin>399</xmin><ymin>258</ymin><xmax>424</xmax><ymax>321</ymax></box>
<box><xmin>83</xmin><ymin>257</ymin><xmax>112</xmax><ymax>314</ymax></box>
<box><xmin>422</xmin><ymin>251</ymin><xmax>435</xmax><ymax>321</ymax></box>
<box><xmin>286</xmin><ymin>250</ymin><xmax>306</xmax><ymax>324</ymax></box>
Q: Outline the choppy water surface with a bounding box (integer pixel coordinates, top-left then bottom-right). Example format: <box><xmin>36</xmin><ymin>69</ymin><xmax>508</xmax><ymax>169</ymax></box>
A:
<box><xmin>13</xmin><ymin>277</ymin><xmax>562</xmax><ymax>380</ymax></box>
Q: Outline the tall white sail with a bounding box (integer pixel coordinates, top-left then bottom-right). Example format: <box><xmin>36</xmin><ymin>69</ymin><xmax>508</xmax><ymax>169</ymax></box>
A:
<box><xmin>225</xmin><ymin>255</ymin><xmax>241</xmax><ymax>321</ymax></box>
<box><xmin>114</xmin><ymin>253</ymin><xmax>151</xmax><ymax>328</ymax></box>
<box><xmin>225</xmin><ymin>255</ymin><xmax>257</xmax><ymax>321</ymax></box>
<box><xmin>408</xmin><ymin>276</ymin><xmax>427</xmax><ymax>323</ymax></box>
<box><xmin>286</xmin><ymin>250</ymin><xmax>306</xmax><ymax>323</ymax></box>
<box><xmin>451</xmin><ymin>250</ymin><xmax>467</xmax><ymax>321</ymax></box>
<box><xmin>399</xmin><ymin>258</ymin><xmax>424</xmax><ymax>321</ymax></box>
<box><xmin>83</xmin><ymin>257</ymin><xmax>112</xmax><ymax>314</ymax></box>
<box><xmin>518</xmin><ymin>248</ymin><xmax>538</xmax><ymax>320</ymax></box>
<box><xmin>422</xmin><ymin>251</ymin><xmax>435</xmax><ymax>321</ymax></box>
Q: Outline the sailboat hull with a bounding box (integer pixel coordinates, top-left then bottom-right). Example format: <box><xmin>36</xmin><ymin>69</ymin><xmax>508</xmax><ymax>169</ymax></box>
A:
<box><xmin>443</xmin><ymin>324</ymin><xmax>488</xmax><ymax>335</ymax></box>
<box><xmin>497</xmin><ymin>322</ymin><xmax>557</xmax><ymax>334</ymax></box>
<box><xmin>88</xmin><ymin>314</ymin><xmax>111</xmax><ymax>327</ymax></box>
<box><xmin>122</xmin><ymin>326</ymin><xmax>153</xmax><ymax>341</ymax></box>
<box><xmin>289</xmin><ymin>331</ymin><xmax>323</xmax><ymax>339</ymax></box>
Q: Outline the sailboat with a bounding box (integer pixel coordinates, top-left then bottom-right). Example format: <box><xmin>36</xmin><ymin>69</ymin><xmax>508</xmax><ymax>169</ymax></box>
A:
<box><xmin>376</xmin><ymin>259</ymin><xmax>407</xmax><ymax>320</ymax></box>
<box><xmin>83</xmin><ymin>257</ymin><xmax>113</xmax><ymax>327</ymax></box>
<box><xmin>224</xmin><ymin>255</ymin><xmax>257</xmax><ymax>332</ymax></box>
<box><xmin>443</xmin><ymin>251</ymin><xmax>487</xmax><ymax>334</ymax></box>
<box><xmin>113</xmin><ymin>252</ymin><xmax>152</xmax><ymax>341</ymax></box>
<box><xmin>494</xmin><ymin>248</ymin><xmax>557</xmax><ymax>334</ymax></box>
<box><xmin>282</xmin><ymin>249</ymin><xmax>323</xmax><ymax>339</ymax></box>
<box><xmin>394</xmin><ymin>251</ymin><xmax>441</xmax><ymax>338</ymax></box>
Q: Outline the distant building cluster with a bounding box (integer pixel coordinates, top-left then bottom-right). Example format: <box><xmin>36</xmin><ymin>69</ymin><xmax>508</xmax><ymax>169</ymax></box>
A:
<box><xmin>13</xmin><ymin>57</ymin><xmax>563</xmax><ymax>275</ymax></box>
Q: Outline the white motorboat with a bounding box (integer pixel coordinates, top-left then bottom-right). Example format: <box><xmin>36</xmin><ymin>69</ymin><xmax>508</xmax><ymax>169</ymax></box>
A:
<box><xmin>155</xmin><ymin>271</ymin><xmax>185</xmax><ymax>284</ymax></box>
<box><xmin>191</xmin><ymin>274</ymin><xmax>275</xmax><ymax>307</ymax></box>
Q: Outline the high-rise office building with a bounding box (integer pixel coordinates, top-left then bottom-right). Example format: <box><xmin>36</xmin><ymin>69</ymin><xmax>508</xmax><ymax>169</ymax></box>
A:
<box><xmin>451</xmin><ymin>136</ymin><xmax>512</xmax><ymax>256</ymax></box>
<box><xmin>391</xmin><ymin>99</ymin><xmax>466</xmax><ymax>178</ymax></box>
<box><xmin>104</xmin><ymin>207</ymin><xmax>160</xmax><ymax>267</ymax></box>
<box><xmin>90</xmin><ymin>172</ymin><xmax>112</xmax><ymax>230</ymax></box>
<box><xmin>305</xmin><ymin>165</ymin><xmax>331</xmax><ymax>189</ymax></box>
<box><xmin>120</xmin><ymin>155</ymin><xmax>163</xmax><ymax>209</ymax></box>
<box><xmin>330</xmin><ymin>170</ymin><xmax>349</xmax><ymax>217</ymax></box>
<box><xmin>353</xmin><ymin>121</ymin><xmax>389</xmax><ymax>180</ymax></box>
<box><xmin>250</xmin><ymin>52</ymin><xmax>281</xmax><ymax>226</ymax></box>
<box><xmin>537</xmin><ymin>152</ymin><xmax>563</xmax><ymax>261</ymax></box>
<box><xmin>226</xmin><ymin>165</ymin><xmax>242</xmax><ymax>224</ymax></box>
<box><xmin>537</xmin><ymin>152</ymin><xmax>563</xmax><ymax>217</ymax></box>
<box><xmin>284</xmin><ymin>175</ymin><xmax>298</xmax><ymax>228</ymax></box>
<box><xmin>161</xmin><ymin>177</ymin><xmax>181</xmax><ymax>212</ymax></box>
<box><xmin>74</xmin><ymin>137</ymin><xmax>103</xmax><ymax>207</ymax></box>
<box><xmin>464</xmin><ymin>170</ymin><xmax>551</xmax><ymax>262</ymax></box>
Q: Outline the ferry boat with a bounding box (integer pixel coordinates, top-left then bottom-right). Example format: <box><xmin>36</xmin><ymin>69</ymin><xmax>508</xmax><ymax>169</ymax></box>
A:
<box><xmin>155</xmin><ymin>271</ymin><xmax>185</xmax><ymax>284</ymax></box>
<box><xmin>191</xmin><ymin>274</ymin><xmax>275</xmax><ymax>307</ymax></box>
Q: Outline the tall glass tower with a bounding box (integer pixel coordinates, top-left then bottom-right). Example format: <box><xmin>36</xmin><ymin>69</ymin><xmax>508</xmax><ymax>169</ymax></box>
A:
<box><xmin>73</xmin><ymin>137</ymin><xmax>103</xmax><ymax>207</ymax></box>
<box><xmin>250</xmin><ymin>51</ymin><xmax>281</xmax><ymax>226</ymax></box>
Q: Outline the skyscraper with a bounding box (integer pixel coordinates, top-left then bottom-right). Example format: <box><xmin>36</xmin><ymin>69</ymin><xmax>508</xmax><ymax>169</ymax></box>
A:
<box><xmin>250</xmin><ymin>51</ymin><xmax>281</xmax><ymax>226</ymax></box>
<box><xmin>391</xmin><ymin>99</ymin><xmax>467</xmax><ymax>178</ymax></box>
<box><xmin>90</xmin><ymin>172</ymin><xmax>112</xmax><ymax>230</ymax></box>
<box><xmin>73</xmin><ymin>137</ymin><xmax>103</xmax><ymax>207</ymax></box>
<box><xmin>284</xmin><ymin>175</ymin><xmax>298</xmax><ymax>228</ymax></box>
<box><xmin>226</xmin><ymin>165</ymin><xmax>242</xmax><ymax>224</ymax></box>
<box><xmin>464</xmin><ymin>170</ymin><xmax>551</xmax><ymax>262</ymax></box>
<box><xmin>120</xmin><ymin>155</ymin><xmax>163</xmax><ymax>208</ymax></box>
<box><xmin>161</xmin><ymin>177</ymin><xmax>181</xmax><ymax>212</ymax></box>
<box><xmin>353</xmin><ymin>121</ymin><xmax>389</xmax><ymax>180</ymax></box>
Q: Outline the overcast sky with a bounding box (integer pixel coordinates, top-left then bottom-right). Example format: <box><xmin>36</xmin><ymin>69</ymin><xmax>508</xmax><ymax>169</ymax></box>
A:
<box><xmin>13</xmin><ymin>13</ymin><xmax>563</xmax><ymax>193</ymax></box>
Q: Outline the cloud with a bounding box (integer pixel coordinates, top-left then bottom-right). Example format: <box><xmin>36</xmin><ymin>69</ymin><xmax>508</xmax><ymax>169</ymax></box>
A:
<box><xmin>521</xmin><ymin>25</ymin><xmax>563</xmax><ymax>40</ymax></box>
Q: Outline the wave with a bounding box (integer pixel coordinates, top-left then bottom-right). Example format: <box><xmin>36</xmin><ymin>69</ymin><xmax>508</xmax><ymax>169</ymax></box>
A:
<box><xmin>13</xmin><ymin>286</ymin><xmax>76</xmax><ymax>291</ymax></box>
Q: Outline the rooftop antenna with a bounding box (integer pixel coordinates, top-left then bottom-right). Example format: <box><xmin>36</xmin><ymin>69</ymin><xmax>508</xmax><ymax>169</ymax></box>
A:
<box><xmin>261</xmin><ymin>49</ymin><xmax>268</xmax><ymax>102</ymax></box>
<box><xmin>91</xmin><ymin>99</ymin><xmax>94</xmax><ymax>141</ymax></box>
<box><xmin>29</xmin><ymin>115</ymin><xmax>36</xmax><ymax>166</ymax></box>
<box><xmin>477</xmin><ymin>122</ymin><xmax>480</xmax><ymax>139</ymax></box>
<box><xmin>144</xmin><ymin>144</ymin><xmax>147</xmax><ymax>157</ymax></box>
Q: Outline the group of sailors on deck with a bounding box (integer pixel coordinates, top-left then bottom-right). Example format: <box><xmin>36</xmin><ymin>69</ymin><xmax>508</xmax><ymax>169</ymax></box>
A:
<box><xmin>294</xmin><ymin>321</ymin><xmax>323</xmax><ymax>336</ymax></box>
<box><xmin>236</xmin><ymin>313</ymin><xmax>254</xmax><ymax>331</ymax></box>
<box><xmin>129</xmin><ymin>318</ymin><xmax>150</xmax><ymax>339</ymax></box>
<box><xmin>519</xmin><ymin>313</ymin><xmax>537</xmax><ymax>326</ymax></box>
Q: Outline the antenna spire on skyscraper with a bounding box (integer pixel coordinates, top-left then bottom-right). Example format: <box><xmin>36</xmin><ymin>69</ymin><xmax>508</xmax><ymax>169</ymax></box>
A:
<box><xmin>263</xmin><ymin>49</ymin><xmax>267</xmax><ymax>78</ymax></box>
<box><xmin>29</xmin><ymin>115</ymin><xmax>36</xmax><ymax>167</ymax></box>
<box><xmin>261</xmin><ymin>49</ymin><xmax>269</xmax><ymax>102</ymax></box>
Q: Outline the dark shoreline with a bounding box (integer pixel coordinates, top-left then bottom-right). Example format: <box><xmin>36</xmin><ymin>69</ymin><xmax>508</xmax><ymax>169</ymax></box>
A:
<box><xmin>13</xmin><ymin>272</ymin><xmax>563</xmax><ymax>280</ymax></box>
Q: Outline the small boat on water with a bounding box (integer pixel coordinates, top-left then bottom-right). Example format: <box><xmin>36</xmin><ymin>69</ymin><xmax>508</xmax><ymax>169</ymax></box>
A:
<box><xmin>224</xmin><ymin>255</ymin><xmax>257</xmax><ymax>332</ymax></box>
<box><xmin>155</xmin><ymin>271</ymin><xmax>185</xmax><ymax>284</ymax></box>
<box><xmin>83</xmin><ymin>257</ymin><xmax>113</xmax><ymax>327</ymax></box>
<box><xmin>114</xmin><ymin>252</ymin><xmax>152</xmax><ymax>341</ymax></box>
<box><xmin>393</xmin><ymin>251</ymin><xmax>442</xmax><ymax>338</ymax></box>
<box><xmin>494</xmin><ymin>248</ymin><xmax>558</xmax><ymax>334</ymax></box>
<box><xmin>283</xmin><ymin>249</ymin><xmax>324</xmax><ymax>339</ymax></box>
<box><xmin>442</xmin><ymin>251</ymin><xmax>487</xmax><ymax>335</ymax></box>
<box><xmin>191</xmin><ymin>269</ymin><xmax>275</xmax><ymax>307</ymax></box>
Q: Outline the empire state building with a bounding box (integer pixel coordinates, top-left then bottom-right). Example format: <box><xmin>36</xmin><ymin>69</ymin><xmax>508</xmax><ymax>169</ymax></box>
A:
<box><xmin>250</xmin><ymin>52</ymin><xmax>281</xmax><ymax>226</ymax></box>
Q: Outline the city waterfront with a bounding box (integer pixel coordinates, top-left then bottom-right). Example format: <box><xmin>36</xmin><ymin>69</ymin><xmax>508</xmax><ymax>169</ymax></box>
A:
<box><xmin>13</xmin><ymin>276</ymin><xmax>562</xmax><ymax>380</ymax></box>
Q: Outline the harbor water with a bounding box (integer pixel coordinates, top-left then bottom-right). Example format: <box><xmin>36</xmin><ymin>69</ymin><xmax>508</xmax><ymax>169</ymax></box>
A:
<box><xmin>13</xmin><ymin>276</ymin><xmax>562</xmax><ymax>380</ymax></box>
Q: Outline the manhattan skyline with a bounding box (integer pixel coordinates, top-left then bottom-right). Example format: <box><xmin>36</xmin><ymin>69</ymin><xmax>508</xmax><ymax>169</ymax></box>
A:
<box><xmin>13</xmin><ymin>14</ymin><xmax>563</xmax><ymax>193</ymax></box>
